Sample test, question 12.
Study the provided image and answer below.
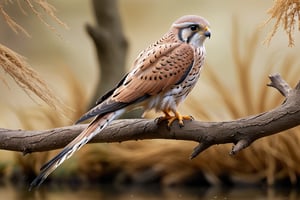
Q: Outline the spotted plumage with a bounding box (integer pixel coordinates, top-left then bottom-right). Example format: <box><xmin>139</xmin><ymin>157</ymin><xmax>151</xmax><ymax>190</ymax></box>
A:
<box><xmin>29</xmin><ymin>15</ymin><xmax>211</xmax><ymax>190</ymax></box>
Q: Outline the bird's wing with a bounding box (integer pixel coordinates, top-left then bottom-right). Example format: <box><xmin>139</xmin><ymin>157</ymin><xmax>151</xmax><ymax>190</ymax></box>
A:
<box><xmin>112</xmin><ymin>42</ymin><xmax>195</xmax><ymax>103</ymax></box>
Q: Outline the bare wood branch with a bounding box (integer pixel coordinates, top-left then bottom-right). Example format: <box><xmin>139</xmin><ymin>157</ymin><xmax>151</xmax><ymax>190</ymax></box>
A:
<box><xmin>0</xmin><ymin>74</ymin><xmax>299</xmax><ymax>158</ymax></box>
<box><xmin>267</xmin><ymin>73</ymin><xmax>292</xmax><ymax>96</ymax></box>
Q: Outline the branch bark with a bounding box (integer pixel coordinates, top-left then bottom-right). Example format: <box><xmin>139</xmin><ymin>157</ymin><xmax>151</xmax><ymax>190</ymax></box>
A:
<box><xmin>0</xmin><ymin>74</ymin><xmax>299</xmax><ymax>159</ymax></box>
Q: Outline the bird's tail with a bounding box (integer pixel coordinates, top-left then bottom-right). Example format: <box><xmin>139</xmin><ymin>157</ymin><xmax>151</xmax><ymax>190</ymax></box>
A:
<box><xmin>29</xmin><ymin>110</ymin><xmax>123</xmax><ymax>190</ymax></box>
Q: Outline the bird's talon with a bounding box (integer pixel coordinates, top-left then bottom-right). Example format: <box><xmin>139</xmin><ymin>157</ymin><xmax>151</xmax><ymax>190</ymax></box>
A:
<box><xmin>156</xmin><ymin>116</ymin><xmax>171</xmax><ymax>125</ymax></box>
<box><xmin>164</xmin><ymin>113</ymin><xmax>193</xmax><ymax>128</ymax></box>
<box><xmin>178</xmin><ymin>121</ymin><xmax>184</xmax><ymax>128</ymax></box>
<box><xmin>155</xmin><ymin>117</ymin><xmax>162</xmax><ymax>124</ymax></box>
<box><xmin>182</xmin><ymin>115</ymin><xmax>194</xmax><ymax>121</ymax></box>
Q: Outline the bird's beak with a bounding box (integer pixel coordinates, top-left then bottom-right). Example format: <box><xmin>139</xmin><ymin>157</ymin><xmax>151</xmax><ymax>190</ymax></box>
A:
<box><xmin>203</xmin><ymin>26</ymin><xmax>211</xmax><ymax>38</ymax></box>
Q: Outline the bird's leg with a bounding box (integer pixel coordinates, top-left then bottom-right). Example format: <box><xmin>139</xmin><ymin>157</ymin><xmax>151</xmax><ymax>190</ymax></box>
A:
<box><xmin>167</xmin><ymin>111</ymin><xmax>193</xmax><ymax>127</ymax></box>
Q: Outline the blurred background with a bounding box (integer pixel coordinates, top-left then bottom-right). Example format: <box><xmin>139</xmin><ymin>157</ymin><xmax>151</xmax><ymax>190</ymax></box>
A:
<box><xmin>0</xmin><ymin>0</ymin><xmax>300</xmax><ymax>199</ymax></box>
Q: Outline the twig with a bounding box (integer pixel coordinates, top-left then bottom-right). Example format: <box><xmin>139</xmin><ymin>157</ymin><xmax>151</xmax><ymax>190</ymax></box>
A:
<box><xmin>267</xmin><ymin>73</ymin><xmax>292</xmax><ymax>97</ymax></box>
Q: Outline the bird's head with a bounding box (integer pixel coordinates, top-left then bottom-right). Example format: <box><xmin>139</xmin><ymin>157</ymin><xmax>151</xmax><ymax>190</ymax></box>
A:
<box><xmin>171</xmin><ymin>15</ymin><xmax>211</xmax><ymax>48</ymax></box>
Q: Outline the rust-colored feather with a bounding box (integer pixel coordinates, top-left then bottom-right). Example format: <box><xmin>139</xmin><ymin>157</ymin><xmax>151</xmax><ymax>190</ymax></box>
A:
<box><xmin>113</xmin><ymin>43</ymin><xmax>194</xmax><ymax>103</ymax></box>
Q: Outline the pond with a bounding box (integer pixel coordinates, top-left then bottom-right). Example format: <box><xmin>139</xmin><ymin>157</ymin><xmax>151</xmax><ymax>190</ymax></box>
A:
<box><xmin>1</xmin><ymin>183</ymin><xmax>298</xmax><ymax>200</ymax></box>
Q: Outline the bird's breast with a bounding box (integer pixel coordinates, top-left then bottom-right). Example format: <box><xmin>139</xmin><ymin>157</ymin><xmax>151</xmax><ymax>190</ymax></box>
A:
<box><xmin>142</xmin><ymin>47</ymin><xmax>205</xmax><ymax>113</ymax></box>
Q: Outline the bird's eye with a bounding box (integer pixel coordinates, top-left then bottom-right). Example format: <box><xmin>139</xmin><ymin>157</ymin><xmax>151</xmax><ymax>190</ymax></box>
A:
<box><xmin>189</xmin><ymin>25</ymin><xmax>198</xmax><ymax>31</ymax></box>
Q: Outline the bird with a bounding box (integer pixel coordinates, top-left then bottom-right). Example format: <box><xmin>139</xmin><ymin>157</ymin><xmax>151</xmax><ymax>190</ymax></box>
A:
<box><xmin>29</xmin><ymin>15</ymin><xmax>211</xmax><ymax>190</ymax></box>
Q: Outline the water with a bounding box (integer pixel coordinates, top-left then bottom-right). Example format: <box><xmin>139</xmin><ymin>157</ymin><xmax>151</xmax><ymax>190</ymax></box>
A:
<box><xmin>0</xmin><ymin>183</ymin><xmax>298</xmax><ymax>200</ymax></box>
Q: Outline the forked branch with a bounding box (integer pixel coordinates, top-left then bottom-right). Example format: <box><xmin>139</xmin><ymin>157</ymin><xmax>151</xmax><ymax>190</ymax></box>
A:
<box><xmin>0</xmin><ymin>74</ymin><xmax>299</xmax><ymax>159</ymax></box>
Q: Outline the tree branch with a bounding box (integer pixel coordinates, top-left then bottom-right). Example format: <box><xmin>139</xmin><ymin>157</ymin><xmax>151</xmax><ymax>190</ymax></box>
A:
<box><xmin>267</xmin><ymin>73</ymin><xmax>292</xmax><ymax>97</ymax></box>
<box><xmin>0</xmin><ymin>74</ymin><xmax>299</xmax><ymax>159</ymax></box>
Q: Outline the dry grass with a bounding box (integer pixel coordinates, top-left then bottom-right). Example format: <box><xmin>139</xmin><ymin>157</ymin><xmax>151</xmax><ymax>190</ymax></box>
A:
<box><xmin>0</xmin><ymin>5</ymin><xmax>30</xmax><ymax>37</ymax></box>
<box><xmin>0</xmin><ymin>0</ymin><xmax>68</xmax><ymax>37</ymax></box>
<box><xmin>0</xmin><ymin>44</ymin><xmax>68</xmax><ymax>116</ymax></box>
<box><xmin>0</xmin><ymin>0</ymin><xmax>69</xmax><ymax>117</ymax></box>
<box><xmin>264</xmin><ymin>0</ymin><xmax>300</xmax><ymax>46</ymax></box>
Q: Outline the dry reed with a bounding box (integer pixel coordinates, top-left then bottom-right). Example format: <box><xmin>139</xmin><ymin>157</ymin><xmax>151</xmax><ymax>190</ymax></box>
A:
<box><xmin>264</xmin><ymin>0</ymin><xmax>300</xmax><ymax>46</ymax></box>
<box><xmin>0</xmin><ymin>0</ymin><xmax>68</xmax><ymax>37</ymax></box>
<box><xmin>0</xmin><ymin>5</ymin><xmax>30</xmax><ymax>37</ymax></box>
<box><xmin>0</xmin><ymin>0</ymin><xmax>69</xmax><ymax>117</ymax></box>
<box><xmin>0</xmin><ymin>44</ymin><xmax>66</xmax><ymax>112</ymax></box>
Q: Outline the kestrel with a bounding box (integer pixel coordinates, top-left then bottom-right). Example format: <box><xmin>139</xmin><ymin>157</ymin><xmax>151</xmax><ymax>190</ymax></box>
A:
<box><xmin>30</xmin><ymin>15</ymin><xmax>211</xmax><ymax>189</ymax></box>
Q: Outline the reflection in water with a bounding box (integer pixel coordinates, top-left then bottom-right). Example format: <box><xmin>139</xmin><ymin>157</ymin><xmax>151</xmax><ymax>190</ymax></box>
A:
<box><xmin>0</xmin><ymin>183</ymin><xmax>299</xmax><ymax>200</ymax></box>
